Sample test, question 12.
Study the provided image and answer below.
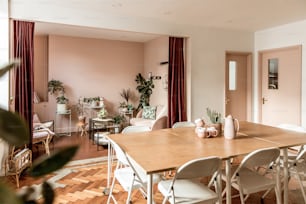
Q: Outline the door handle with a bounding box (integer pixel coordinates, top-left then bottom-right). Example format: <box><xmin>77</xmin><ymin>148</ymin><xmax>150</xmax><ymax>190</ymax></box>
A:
<box><xmin>262</xmin><ymin>97</ymin><xmax>268</xmax><ymax>104</ymax></box>
<box><xmin>225</xmin><ymin>98</ymin><xmax>230</xmax><ymax>105</ymax></box>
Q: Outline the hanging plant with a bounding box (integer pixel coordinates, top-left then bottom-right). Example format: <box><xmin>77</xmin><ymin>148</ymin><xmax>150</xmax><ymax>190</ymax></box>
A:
<box><xmin>48</xmin><ymin>79</ymin><xmax>64</xmax><ymax>95</ymax></box>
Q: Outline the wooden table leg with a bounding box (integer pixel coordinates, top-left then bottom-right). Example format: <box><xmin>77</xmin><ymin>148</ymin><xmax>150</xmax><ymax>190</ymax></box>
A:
<box><xmin>226</xmin><ymin>159</ymin><xmax>232</xmax><ymax>204</ymax></box>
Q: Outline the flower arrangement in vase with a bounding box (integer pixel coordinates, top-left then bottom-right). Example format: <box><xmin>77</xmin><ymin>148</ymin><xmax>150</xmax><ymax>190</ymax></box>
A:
<box><xmin>98</xmin><ymin>107</ymin><xmax>108</xmax><ymax>119</ymax></box>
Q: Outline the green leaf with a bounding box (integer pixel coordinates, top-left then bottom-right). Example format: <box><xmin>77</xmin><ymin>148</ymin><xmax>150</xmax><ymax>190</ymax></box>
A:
<box><xmin>0</xmin><ymin>108</ymin><xmax>29</xmax><ymax>146</ymax></box>
<box><xmin>0</xmin><ymin>61</ymin><xmax>19</xmax><ymax>78</ymax></box>
<box><xmin>42</xmin><ymin>181</ymin><xmax>54</xmax><ymax>204</ymax></box>
<box><xmin>29</xmin><ymin>145</ymin><xmax>79</xmax><ymax>177</ymax></box>
<box><xmin>0</xmin><ymin>181</ymin><xmax>22</xmax><ymax>204</ymax></box>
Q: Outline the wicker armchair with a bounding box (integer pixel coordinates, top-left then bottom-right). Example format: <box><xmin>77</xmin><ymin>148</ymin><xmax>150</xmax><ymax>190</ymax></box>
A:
<box><xmin>4</xmin><ymin>146</ymin><xmax>32</xmax><ymax>188</ymax></box>
<box><xmin>33</xmin><ymin>113</ymin><xmax>55</xmax><ymax>155</ymax></box>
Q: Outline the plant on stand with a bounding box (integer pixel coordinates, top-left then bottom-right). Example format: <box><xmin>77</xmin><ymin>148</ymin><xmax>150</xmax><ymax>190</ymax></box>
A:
<box><xmin>48</xmin><ymin>79</ymin><xmax>69</xmax><ymax>113</ymax></box>
<box><xmin>135</xmin><ymin>73</ymin><xmax>154</xmax><ymax>111</ymax></box>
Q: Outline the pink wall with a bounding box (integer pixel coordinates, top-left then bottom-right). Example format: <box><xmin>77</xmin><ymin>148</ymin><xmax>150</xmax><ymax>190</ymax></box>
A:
<box><xmin>34</xmin><ymin>34</ymin><xmax>168</xmax><ymax>133</ymax></box>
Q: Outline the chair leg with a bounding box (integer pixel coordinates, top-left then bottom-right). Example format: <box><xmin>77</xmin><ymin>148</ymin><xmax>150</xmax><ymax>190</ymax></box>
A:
<box><xmin>296</xmin><ymin>172</ymin><xmax>306</xmax><ymax>203</ymax></box>
<box><xmin>15</xmin><ymin>174</ymin><xmax>20</xmax><ymax>188</ymax></box>
<box><xmin>107</xmin><ymin>172</ymin><xmax>117</xmax><ymax>204</ymax></box>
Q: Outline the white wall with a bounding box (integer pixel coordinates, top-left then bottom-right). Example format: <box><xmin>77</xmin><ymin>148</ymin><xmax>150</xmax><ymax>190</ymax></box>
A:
<box><xmin>144</xmin><ymin>36</ymin><xmax>169</xmax><ymax>107</ymax></box>
<box><xmin>0</xmin><ymin>0</ymin><xmax>10</xmax><ymax>176</ymax></box>
<box><xmin>254</xmin><ymin>20</ymin><xmax>306</xmax><ymax>126</ymax></box>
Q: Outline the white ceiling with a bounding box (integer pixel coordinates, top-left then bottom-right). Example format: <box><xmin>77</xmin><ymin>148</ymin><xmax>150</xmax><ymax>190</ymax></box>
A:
<box><xmin>31</xmin><ymin>0</ymin><xmax>306</xmax><ymax>42</ymax></box>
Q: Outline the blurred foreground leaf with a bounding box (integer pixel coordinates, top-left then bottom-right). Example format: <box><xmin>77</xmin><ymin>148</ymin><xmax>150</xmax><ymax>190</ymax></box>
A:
<box><xmin>42</xmin><ymin>181</ymin><xmax>54</xmax><ymax>204</ymax></box>
<box><xmin>0</xmin><ymin>60</ymin><xmax>20</xmax><ymax>78</ymax></box>
<box><xmin>0</xmin><ymin>181</ymin><xmax>22</xmax><ymax>204</ymax></box>
<box><xmin>29</xmin><ymin>145</ymin><xmax>79</xmax><ymax>177</ymax></box>
<box><xmin>0</xmin><ymin>108</ymin><xmax>29</xmax><ymax>146</ymax></box>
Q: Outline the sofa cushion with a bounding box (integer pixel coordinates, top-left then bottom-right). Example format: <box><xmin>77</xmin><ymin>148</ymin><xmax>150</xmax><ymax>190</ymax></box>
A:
<box><xmin>142</xmin><ymin>106</ymin><xmax>157</xmax><ymax>120</ymax></box>
<box><xmin>130</xmin><ymin>118</ymin><xmax>155</xmax><ymax>127</ymax></box>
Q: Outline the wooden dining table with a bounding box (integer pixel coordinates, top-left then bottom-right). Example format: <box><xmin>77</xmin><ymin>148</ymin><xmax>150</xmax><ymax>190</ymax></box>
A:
<box><xmin>107</xmin><ymin>121</ymin><xmax>306</xmax><ymax>204</ymax></box>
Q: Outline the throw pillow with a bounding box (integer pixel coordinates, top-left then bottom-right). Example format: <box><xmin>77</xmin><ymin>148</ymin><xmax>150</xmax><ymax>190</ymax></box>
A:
<box><xmin>142</xmin><ymin>106</ymin><xmax>157</xmax><ymax>120</ymax></box>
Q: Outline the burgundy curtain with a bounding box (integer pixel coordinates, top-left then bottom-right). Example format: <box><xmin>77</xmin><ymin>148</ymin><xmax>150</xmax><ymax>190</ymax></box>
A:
<box><xmin>168</xmin><ymin>37</ymin><xmax>187</xmax><ymax>127</ymax></box>
<box><xmin>13</xmin><ymin>20</ymin><xmax>35</xmax><ymax>148</ymax></box>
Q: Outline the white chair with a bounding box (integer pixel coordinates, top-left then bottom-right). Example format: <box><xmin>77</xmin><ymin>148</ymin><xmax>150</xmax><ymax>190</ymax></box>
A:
<box><xmin>222</xmin><ymin>147</ymin><xmax>281</xmax><ymax>204</ymax></box>
<box><xmin>277</xmin><ymin>124</ymin><xmax>306</xmax><ymax>154</ymax></box>
<box><xmin>107</xmin><ymin>139</ymin><xmax>161</xmax><ymax>204</ymax></box>
<box><xmin>121</xmin><ymin>125</ymin><xmax>151</xmax><ymax>134</ymax></box>
<box><xmin>172</xmin><ymin>121</ymin><xmax>195</xmax><ymax>128</ymax></box>
<box><xmin>158</xmin><ymin>156</ymin><xmax>222</xmax><ymax>204</ymax></box>
<box><xmin>284</xmin><ymin>148</ymin><xmax>306</xmax><ymax>203</ymax></box>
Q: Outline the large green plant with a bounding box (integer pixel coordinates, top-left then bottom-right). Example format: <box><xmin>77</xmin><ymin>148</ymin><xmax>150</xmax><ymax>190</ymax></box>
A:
<box><xmin>0</xmin><ymin>62</ymin><xmax>78</xmax><ymax>204</ymax></box>
<box><xmin>135</xmin><ymin>73</ymin><xmax>154</xmax><ymax>111</ymax></box>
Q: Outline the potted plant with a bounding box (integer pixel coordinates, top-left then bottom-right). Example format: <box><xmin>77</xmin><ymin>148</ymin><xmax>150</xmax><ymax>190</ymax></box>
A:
<box><xmin>48</xmin><ymin>79</ymin><xmax>69</xmax><ymax>112</ymax></box>
<box><xmin>97</xmin><ymin>107</ymin><xmax>108</xmax><ymax>119</ymax></box>
<box><xmin>113</xmin><ymin>114</ymin><xmax>126</xmax><ymax>133</ymax></box>
<box><xmin>119</xmin><ymin>88</ymin><xmax>132</xmax><ymax>112</ymax></box>
<box><xmin>56</xmin><ymin>95</ymin><xmax>69</xmax><ymax>113</ymax></box>
<box><xmin>206</xmin><ymin>107</ymin><xmax>222</xmax><ymax>136</ymax></box>
<box><xmin>48</xmin><ymin>79</ymin><xmax>64</xmax><ymax>95</ymax></box>
<box><xmin>135</xmin><ymin>73</ymin><xmax>154</xmax><ymax>111</ymax></box>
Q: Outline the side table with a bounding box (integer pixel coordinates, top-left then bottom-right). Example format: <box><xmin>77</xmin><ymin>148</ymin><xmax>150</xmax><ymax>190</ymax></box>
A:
<box><xmin>89</xmin><ymin>118</ymin><xmax>115</xmax><ymax>149</ymax></box>
<box><xmin>55</xmin><ymin>110</ymin><xmax>71</xmax><ymax>136</ymax></box>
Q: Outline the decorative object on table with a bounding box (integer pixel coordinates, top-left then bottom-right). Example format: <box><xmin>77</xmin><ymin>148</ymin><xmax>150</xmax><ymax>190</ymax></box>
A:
<box><xmin>135</xmin><ymin>73</ymin><xmax>155</xmax><ymax>111</ymax></box>
<box><xmin>223</xmin><ymin>115</ymin><xmax>239</xmax><ymax>139</ymax></box>
<box><xmin>48</xmin><ymin>79</ymin><xmax>69</xmax><ymax>113</ymax></box>
<box><xmin>97</xmin><ymin>107</ymin><xmax>108</xmax><ymax>119</ymax></box>
<box><xmin>194</xmin><ymin>118</ymin><xmax>205</xmax><ymax>133</ymax></box>
<box><xmin>195</xmin><ymin>126</ymin><xmax>218</xmax><ymax>138</ymax></box>
<box><xmin>206</xmin><ymin>107</ymin><xmax>222</xmax><ymax>136</ymax></box>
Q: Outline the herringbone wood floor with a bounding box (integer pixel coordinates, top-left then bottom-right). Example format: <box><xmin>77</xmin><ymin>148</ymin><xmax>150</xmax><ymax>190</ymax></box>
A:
<box><xmin>4</xmin><ymin>132</ymin><xmax>306</xmax><ymax>203</ymax></box>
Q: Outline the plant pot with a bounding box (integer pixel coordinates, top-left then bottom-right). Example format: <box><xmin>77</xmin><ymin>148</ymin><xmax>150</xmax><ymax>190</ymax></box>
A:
<box><xmin>57</xmin><ymin>103</ymin><xmax>67</xmax><ymax>113</ymax></box>
<box><xmin>208</xmin><ymin>123</ymin><xmax>222</xmax><ymax>136</ymax></box>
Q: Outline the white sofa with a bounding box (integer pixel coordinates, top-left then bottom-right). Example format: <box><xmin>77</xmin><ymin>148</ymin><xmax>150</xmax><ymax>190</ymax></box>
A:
<box><xmin>130</xmin><ymin>105</ymin><xmax>168</xmax><ymax>130</ymax></box>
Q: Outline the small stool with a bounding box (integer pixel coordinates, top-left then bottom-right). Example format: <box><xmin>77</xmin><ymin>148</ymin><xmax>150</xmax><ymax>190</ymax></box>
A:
<box><xmin>77</xmin><ymin>116</ymin><xmax>87</xmax><ymax>136</ymax></box>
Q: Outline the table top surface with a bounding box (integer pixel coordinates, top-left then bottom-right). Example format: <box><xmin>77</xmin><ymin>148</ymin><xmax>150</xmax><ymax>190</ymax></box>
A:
<box><xmin>108</xmin><ymin>121</ymin><xmax>306</xmax><ymax>174</ymax></box>
<box><xmin>91</xmin><ymin>117</ymin><xmax>114</xmax><ymax>122</ymax></box>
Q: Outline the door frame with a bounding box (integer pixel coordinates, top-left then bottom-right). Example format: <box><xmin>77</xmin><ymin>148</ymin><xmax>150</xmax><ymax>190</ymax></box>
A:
<box><xmin>258</xmin><ymin>45</ymin><xmax>302</xmax><ymax>123</ymax></box>
<box><xmin>225</xmin><ymin>51</ymin><xmax>253</xmax><ymax>121</ymax></box>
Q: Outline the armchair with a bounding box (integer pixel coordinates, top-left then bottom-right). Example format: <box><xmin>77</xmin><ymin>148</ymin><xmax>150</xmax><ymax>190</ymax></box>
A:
<box><xmin>33</xmin><ymin>113</ymin><xmax>55</xmax><ymax>155</ymax></box>
<box><xmin>130</xmin><ymin>105</ymin><xmax>168</xmax><ymax>130</ymax></box>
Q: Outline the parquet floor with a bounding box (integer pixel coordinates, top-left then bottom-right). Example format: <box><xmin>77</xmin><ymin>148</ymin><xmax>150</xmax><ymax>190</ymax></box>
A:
<box><xmin>3</xmin><ymin>132</ymin><xmax>306</xmax><ymax>204</ymax></box>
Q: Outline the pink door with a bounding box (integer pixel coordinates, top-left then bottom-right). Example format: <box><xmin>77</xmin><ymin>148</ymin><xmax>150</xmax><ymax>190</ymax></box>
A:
<box><xmin>260</xmin><ymin>46</ymin><xmax>301</xmax><ymax>126</ymax></box>
<box><xmin>225</xmin><ymin>53</ymin><xmax>251</xmax><ymax>121</ymax></box>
